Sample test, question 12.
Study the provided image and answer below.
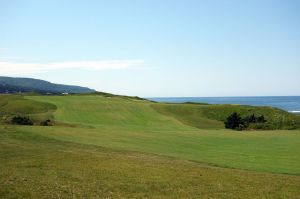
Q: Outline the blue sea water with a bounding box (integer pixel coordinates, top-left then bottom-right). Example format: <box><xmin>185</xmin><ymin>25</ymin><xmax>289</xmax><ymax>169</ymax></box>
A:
<box><xmin>148</xmin><ymin>96</ymin><xmax>300</xmax><ymax>113</ymax></box>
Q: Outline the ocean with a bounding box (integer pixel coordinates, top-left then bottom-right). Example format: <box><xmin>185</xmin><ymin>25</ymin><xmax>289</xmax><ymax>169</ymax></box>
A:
<box><xmin>147</xmin><ymin>96</ymin><xmax>300</xmax><ymax>113</ymax></box>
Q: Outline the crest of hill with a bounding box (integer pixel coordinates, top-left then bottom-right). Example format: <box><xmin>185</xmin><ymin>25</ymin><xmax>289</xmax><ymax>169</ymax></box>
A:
<box><xmin>77</xmin><ymin>91</ymin><xmax>150</xmax><ymax>101</ymax></box>
<box><xmin>0</xmin><ymin>76</ymin><xmax>95</xmax><ymax>94</ymax></box>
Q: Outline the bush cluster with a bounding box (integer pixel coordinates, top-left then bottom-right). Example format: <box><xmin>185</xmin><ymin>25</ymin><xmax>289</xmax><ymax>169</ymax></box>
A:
<box><xmin>224</xmin><ymin>112</ymin><xmax>267</xmax><ymax>130</ymax></box>
<box><xmin>40</xmin><ymin>119</ymin><xmax>53</xmax><ymax>126</ymax></box>
<box><xmin>11</xmin><ymin>116</ymin><xmax>33</xmax><ymax>125</ymax></box>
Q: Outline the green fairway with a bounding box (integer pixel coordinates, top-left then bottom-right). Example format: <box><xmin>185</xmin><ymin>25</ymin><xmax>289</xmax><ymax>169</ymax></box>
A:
<box><xmin>1</xmin><ymin>94</ymin><xmax>300</xmax><ymax>198</ymax></box>
<box><xmin>20</xmin><ymin>95</ymin><xmax>300</xmax><ymax>175</ymax></box>
<box><xmin>1</xmin><ymin>126</ymin><xmax>300</xmax><ymax>199</ymax></box>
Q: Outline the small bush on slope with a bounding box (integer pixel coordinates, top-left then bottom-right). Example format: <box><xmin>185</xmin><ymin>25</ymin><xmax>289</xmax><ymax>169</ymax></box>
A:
<box><xmin>224</xmin><ymin>112</ymin><xmax>267</xmax><ymax>130</ymax></box>
<box><xmin>11</xmin><ymin>116</ymin><xmax>33</xmax><ymax>125</ymax></box>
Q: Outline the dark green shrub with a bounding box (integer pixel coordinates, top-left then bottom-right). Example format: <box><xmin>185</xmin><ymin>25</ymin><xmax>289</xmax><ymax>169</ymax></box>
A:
<box><xmin>225</xmin><ymin>113</ymin><xmax>267</xmax><ymax>130</ymax></box>
<box><xmin>244</xmin><ymin>114</ymin><xmax>257</xmax><ymax>123</ymax></box>
<box><xmin>256</xmin><ymin>115</ymin><xmax>266</xmax><ymax>123</ymax></box>
<box><xmin>243</xmin><ymin>114</ymin><xmax>266</xmax><ymax>124</ymax></box>
<box><xmin>248</xmin><ymin>123</ymin><xmax>269</xmax><ymax>130</ymax></box>
<box><xmin>11</xmin><ymin>116</ymin><xmax>33</xmax><ymax>125</ymax></box>
<box><xmin>40</xmin><ymin>119</ymin><xmax>53</xmax><ymax>126</ymax></box>
<box><xmin>224</xmin><ymin>112</ymin><xmax>247</xmax><ymax>130</ymax></box>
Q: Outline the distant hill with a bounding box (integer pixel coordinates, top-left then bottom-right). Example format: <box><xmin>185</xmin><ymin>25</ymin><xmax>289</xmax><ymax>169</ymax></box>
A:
<box><xmin>0</xmin><ymin>76</ymin><xmax>95</xmax><ymax>94</ymax></box>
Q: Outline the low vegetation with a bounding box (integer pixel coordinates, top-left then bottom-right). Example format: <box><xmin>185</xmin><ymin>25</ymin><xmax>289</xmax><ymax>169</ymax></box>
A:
<box><xmin>1</xmin><ymin>127</ymin><xmax>300</xmax><ymax>199</ymax></box>
<box><xmin>40</xmin><ymin>119</ymin><xmax>53</xmax><ymax>126</ymax></box>
<box><xmin>0</xmin><ymin>95</ymin><xmax>56</xmax><ymax>125</ymax></box>
<box><xmin>17</xmin><ymin>95</ymin><xmax>300</xmax><ymax>175</ymax></box>
<box><xmin>1</xmin><ymin>94</ymin><xmax>300</xmax><ymax>198</ymax></box>
<box><xmin>152</xmin><ymin>103</ymin><xmax>300</xmax><ymax>130</ymax></box>
<box><xmin>224</xmin><ymin>112</ymin><xmax>267</xmax><ymax>130</ymax></box>
<box><xmin>11</xmin><ymin>116</ymin><xmax>33</xmax><ymax>125</ymax></box>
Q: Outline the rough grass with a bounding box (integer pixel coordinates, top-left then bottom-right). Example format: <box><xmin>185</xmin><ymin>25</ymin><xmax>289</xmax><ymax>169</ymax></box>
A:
<box><xmin>152</xmin><ymin>103</ymin><xmax>300</xmax><ymax>130</ymax></box>
<box><xmin>1</xmin><ymin>126</ymin><xmax>300</xmax><ymax>199</ymax></box>
<box><xmin>152</xmin><ymin>103</ymin><xmax>224</xmax><ymax>129</ymax></box>
<box><xmin>0</xmin><ymin>95</ymin><xmax>56</xmax><ymax>114</ymax></box>
<box><xmin>0</xmin><ymin>94</ymin><xmax>56</xmax><ymax>123</ymax></box>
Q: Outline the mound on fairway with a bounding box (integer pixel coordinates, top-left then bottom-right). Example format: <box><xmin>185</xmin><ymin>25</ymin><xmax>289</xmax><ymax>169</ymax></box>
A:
<box><xmin>151</xmin><ymin>103</ymin><xmax>300</xmax><ymax>130</ymax></box>
<box><xmin>0</xmin><ymin>95</ymin><xmax>56</xmax><ymax>124</ymax></box>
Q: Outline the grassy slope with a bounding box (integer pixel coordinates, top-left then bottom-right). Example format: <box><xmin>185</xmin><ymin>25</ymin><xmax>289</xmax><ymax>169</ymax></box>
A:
<box><xmin>1</xmin><ymin>94</ymin><xmax>300</xmax><ymax>198</ymax></box>
<box><xmin>0</xmin><ymin>95</ymin><xmax>56</xmax><ymax>123</ymax></box>
<box><xmin>22</xmin><ymin>95</ymin><xmax>300</xmax><ymax>175</ymax></box>
<box><xmin>1</xmin><ymin>126</ymin><xmax>300</xmax><ymax>199</ymax></box>
<box><xmin>152</xmin><ymin>103</ymin><xmax>225</xmax><ymax>129</ymax></box>
<box><xmin>151</xmin><ymin>103</ymin><xmax>300</xmax><ymax>130</ymax></box>
<box><xmin>0</xmin><ymin>95</ymin><xmax>56</xmax><ymax>115</ymax></box>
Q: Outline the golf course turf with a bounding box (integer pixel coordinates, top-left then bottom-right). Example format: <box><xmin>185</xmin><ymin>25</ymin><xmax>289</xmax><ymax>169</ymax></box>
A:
<box><xmin>1</xmin><ymin>94</ymin><xmax>300</xmax><ymax>198</ymax></box>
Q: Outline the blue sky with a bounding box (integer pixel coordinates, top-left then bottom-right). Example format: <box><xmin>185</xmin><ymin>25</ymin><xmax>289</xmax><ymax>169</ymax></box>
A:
<box><xmin>0</xmin><ymin>0</ymin><xmax>299</xmax><ymax>97</ymax></box>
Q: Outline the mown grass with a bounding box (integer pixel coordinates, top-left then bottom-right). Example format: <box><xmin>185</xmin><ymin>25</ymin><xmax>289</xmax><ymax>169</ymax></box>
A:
<box><xmin>1</xmin><ymin>94</ymin><xmax>300</xmax><ymax>198</ymax></box>
<box><xmin>1</xmin><ymin>126</ymin><xmax>300</xmax><ymax>199</ymax></box>
<box><xmin>23</xmin><ymin>95</ymin><xmax>300</xmax><ymax>175</ymax></box>
<box><xmin>21</xmin><ymin>125</ymin><xmax>300</xmax><ymax>175</ymax></box>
